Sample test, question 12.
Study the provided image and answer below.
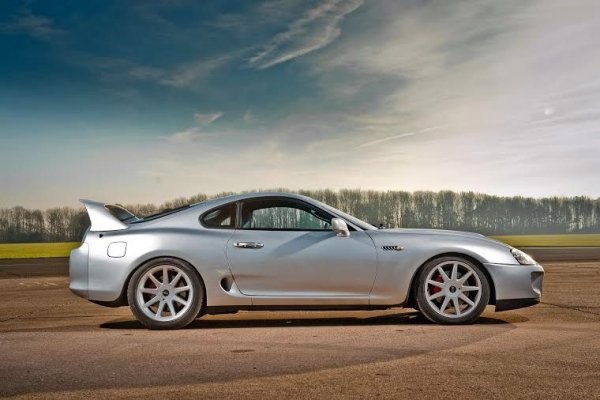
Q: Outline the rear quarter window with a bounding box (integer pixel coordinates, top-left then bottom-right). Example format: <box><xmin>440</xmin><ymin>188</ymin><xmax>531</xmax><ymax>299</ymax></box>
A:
<box><xmin>200</xmin><ymin>203</ymin><xmax>237</xmax><ymax>228</ymax></box>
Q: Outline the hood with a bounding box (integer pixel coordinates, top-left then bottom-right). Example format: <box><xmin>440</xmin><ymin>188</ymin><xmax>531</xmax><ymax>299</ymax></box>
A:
<box><xmin>379</xmin><ymin>228</ymin><xmax>507</xmax><ymax>245</ymax></box>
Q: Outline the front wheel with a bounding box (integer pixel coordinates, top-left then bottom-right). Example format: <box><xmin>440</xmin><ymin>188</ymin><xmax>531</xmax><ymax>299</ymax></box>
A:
<box><xmin>415</xmin><ymin>256</ymin><xmax>490</xmax><ymax>324</ymax></box>
<box><xmin>127</xmin><ymin>258</ymin><xmax>204</xmax><ymax>330</ymax></box>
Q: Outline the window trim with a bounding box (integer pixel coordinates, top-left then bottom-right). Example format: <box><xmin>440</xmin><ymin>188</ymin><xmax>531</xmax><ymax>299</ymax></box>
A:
<box><xmin>237</xmin><ymin>196</ymin><xmax>341</xmax><ymax>232</ymax></box>
<box><xmin>199</xmin><ymin>196</ymin><xmax>362</xmax><ymax>232</ymax></box>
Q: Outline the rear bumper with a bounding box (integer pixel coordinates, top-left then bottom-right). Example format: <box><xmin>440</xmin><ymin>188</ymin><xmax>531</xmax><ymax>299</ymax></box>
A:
<box><xmin>483</xmin><ymin>262</ymin><xmax>544</xmax><ymax>311</ymax></box>
<box><xmin>69</xmin><ymin>243</ymin><xmax>89</xmax><ymax>299</ymax></box>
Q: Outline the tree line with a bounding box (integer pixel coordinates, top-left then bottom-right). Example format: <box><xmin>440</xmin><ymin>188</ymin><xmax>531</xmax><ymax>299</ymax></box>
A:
<box><xmin>1</xmin><ymin>189</ymin><xmax>599</xmax><ymax>243</ymax></box>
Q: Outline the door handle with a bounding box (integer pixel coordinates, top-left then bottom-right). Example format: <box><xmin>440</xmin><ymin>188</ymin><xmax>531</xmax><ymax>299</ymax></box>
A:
<box><xmin>233</xmin><ymin>242</ymin><xmax>264</xmax><ymax>249</ymax></box>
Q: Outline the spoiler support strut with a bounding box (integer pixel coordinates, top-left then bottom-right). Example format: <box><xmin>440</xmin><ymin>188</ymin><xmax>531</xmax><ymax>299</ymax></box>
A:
<box><xmin>80</xmin><ymin>199</ymin><xmax>132</xmax><ymax>232</ymax></box>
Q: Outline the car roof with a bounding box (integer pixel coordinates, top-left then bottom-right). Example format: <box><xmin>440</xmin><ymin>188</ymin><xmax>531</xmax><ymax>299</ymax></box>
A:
<box><xmin>190</xmin><ymin>191</ymin><xmax>312</xmax><ymax>208</ymax></box>
<box><xmin>136</xmin><ymin>192</ymin><xmax>311</xmax><ymax>224</ymax></box>
<box><xmin>150</xmin><ymin>192</ymin><xmax>318</xmax><ymax>225</ymax></box>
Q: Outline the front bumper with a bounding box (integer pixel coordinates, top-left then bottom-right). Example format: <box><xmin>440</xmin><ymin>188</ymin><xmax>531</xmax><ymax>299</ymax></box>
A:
<box><xmin>495</xmin><ymin>297</ymin><xmax>540</xmax><ymax>312</ymax></box>
<box><xmin>483</xmin><ymin>262</ymin><xmax>544</xmax><ymax>311</ymax></box>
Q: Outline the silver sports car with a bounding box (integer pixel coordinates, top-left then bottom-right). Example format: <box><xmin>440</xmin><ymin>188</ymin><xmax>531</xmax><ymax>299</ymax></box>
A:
<box><xmin>69</xmin><ymin>192</ymin><xmax>544</xmax><ymax>329</ymax></box>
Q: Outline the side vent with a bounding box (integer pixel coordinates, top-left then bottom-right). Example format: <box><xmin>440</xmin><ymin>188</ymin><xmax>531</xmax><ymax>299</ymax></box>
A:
<box><xmin>220</xmin><ymin>276</ymin><xmax>234</xmax><ymax>292</ymax></box>
<box><xmin>382</xmin><ymin>245</ymin><xmax>404</xmax><ymax>251</ymax></box>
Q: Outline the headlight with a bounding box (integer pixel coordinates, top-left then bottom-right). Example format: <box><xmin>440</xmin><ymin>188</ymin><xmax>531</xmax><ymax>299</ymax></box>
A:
<box><xmin>510</xmin><ymin>248</ymin><xmax>536</xmax><ymax>265</ymax></box>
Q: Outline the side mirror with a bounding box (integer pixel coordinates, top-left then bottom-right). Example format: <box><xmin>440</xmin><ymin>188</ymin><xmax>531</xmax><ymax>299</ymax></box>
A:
<box><xmin>331</xmin><ymin>218</ymin><xmax>350</xmax><ymax>237</ymax></box>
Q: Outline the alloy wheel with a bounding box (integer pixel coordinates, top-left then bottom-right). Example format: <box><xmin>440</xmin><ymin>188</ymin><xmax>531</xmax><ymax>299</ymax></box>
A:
<box><xmin>136</xmin><ymin>265</ymin><xmax>194</xmax><ymax>322</ymax></box>
<box><xmin>424</xmin><ymin>261</ymin><xmax>482</xmax><ymax>318</ymax></box>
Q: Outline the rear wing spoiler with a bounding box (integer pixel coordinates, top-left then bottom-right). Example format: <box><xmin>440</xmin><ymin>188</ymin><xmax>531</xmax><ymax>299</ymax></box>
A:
<box><xmin>80</xmin><ymin>199</ymin><xmax>137</xmax><ymax>232</ymax></box>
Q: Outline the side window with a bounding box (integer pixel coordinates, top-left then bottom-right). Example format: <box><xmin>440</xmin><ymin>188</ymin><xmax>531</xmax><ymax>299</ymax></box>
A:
<box><xmin>201</xmin><ymin>203</ymin><xmax>237</xmax><ymax>228</ymax></box>
<box><xmin>240</xmin><ymin>199</ymin><xmax>332</xmax><ymax>230</ymax></box>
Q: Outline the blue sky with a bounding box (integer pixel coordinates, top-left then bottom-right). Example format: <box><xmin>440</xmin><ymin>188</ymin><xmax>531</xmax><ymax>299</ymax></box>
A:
<box><xmin>1</xmin><ymin>0</ymin><xmax>599</xmax><ymax>208</ymax></box>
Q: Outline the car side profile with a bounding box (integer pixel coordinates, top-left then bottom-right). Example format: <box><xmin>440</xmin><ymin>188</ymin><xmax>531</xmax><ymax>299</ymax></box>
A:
<box><xmin>69</xmin><ymin>192</ymin><xmax>544</xmax><ymax>329</ymax></box>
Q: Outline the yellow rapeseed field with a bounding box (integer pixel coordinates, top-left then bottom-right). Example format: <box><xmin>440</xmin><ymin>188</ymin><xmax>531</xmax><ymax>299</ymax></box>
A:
<box><xmin>0</xmin><ymin>242</ymin><xmax>80</xmax><ymax>259</ymax></box>
<box><xmin>491</xmin><ymin>234</ymin><xmax>600</xmax><ymax>247</ymax></box>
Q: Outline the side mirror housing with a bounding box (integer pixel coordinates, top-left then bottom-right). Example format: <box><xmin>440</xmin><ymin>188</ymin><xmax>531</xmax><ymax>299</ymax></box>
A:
<box><xmin>331</xmin><ymin>218</ymin><xmax>350</xmax><ymax>237</ymax></box>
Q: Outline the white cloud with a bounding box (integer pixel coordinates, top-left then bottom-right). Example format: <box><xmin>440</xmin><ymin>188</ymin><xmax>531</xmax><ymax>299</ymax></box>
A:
<box><xmin>127</xmin><ymin>66</ymin><xmax>165</xmax><ymax>81</ymax></box>
<box><xmin>355</xmin><ymin>132</ymin><xmax>416</xmax><ymax>149</ymax></box>
<box><xmin>194</xmin><ymin>112</ymin><xmax>223</xmax><ymax>124</ymax></box>
<box><xmin>10</xmin><ymin>0</ymin><xmax>600</xmax><ymax>206</ymax></box>
<box><xmin>0</xmin><ymin>9</ymin><xmax>64</xmax><ymax>40</ymax></box>
<box><xmin>249</xmin><ymin>0</ymin><xmax>363</xmax><ymax>69</ymax></box>
<box><xmin>160</xmin><ymin>55</ymin><xmax>232</xmax><ymax>88</ymax></box>
<box><xmin>234</xmin><ymin>0</ymin><xmax>600</xmax><ymax>197</ymax></box>
<box><xmin>147</xmin><ymin>0</ymin><xmax>600</xmax><ymax>197</ymax></box>
<box><xmin>68</xmin><ymin>52</ymin><xmax>235</xmax><ymax>90</ymax></box>
<box><xmin>162</xmin><ymin>128</ymin><xmax>213</xmax><ymax>144</ymax></box>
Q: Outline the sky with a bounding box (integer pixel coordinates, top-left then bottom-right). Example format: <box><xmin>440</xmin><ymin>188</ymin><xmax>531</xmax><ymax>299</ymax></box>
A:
<box><xmin>1</xmin><ymin>0</ymin><xmax>599</xmax><ymax>208</ymax></box>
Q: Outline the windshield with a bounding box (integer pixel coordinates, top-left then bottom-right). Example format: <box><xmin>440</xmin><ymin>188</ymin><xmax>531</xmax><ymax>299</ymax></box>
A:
<box><xmin>313</xmin><ymin>200</ymin><xmax>376</xmax><ymax>231</ymax></box>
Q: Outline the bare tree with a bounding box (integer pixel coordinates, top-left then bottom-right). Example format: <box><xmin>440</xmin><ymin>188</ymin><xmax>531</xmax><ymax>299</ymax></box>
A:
<box><xmin>1</xmin><ymin>190</ymin><xmax>599</xmax><ymax>242</ymax></box>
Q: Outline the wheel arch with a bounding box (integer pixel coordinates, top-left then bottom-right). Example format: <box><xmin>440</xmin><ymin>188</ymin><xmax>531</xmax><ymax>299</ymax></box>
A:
<box><xmin>405</xmin><ymin>252</ymin><xmax>497</xmax><ymax>309</ymax></box>
<box><xmin>100</xmin><ymin>255</ymin><xmax>207</xmax><ymax>310</ymax></box>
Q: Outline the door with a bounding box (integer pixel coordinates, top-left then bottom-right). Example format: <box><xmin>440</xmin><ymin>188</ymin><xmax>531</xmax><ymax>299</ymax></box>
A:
<box><xmin>225</xmin><ymin>198</ymin><xmax>377</xmax><ymax>301</ymax></box>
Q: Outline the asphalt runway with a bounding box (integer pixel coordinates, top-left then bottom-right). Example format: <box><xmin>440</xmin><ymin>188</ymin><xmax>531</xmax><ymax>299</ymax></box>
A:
<box><xmin>1</xmin><ymin>251</ymin><xmax>599</xmax><ymax>399</ymax></box>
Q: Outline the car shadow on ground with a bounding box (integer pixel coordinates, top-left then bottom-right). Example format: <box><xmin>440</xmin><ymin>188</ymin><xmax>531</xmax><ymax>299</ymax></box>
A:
<box><xmin>100</xmin><ymin>311</ymin><xmax>516</xmax><ymax>330</ymax></box>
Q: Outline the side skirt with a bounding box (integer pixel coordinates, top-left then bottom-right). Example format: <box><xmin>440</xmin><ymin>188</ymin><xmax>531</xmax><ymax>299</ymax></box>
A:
<box><xmin>205</xmin><ymin>304</ymin><xmax>400</xmax><ymax>315</ymax></box>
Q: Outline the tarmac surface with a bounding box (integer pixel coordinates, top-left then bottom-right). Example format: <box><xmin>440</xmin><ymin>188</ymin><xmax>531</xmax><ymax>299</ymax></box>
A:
<box><xmin>1</xmin><ymin>250</ymin><xmax>599</xmax><ymax>399</ymax></box>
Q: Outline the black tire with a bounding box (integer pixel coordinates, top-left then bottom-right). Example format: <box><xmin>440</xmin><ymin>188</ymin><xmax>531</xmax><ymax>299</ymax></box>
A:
<box><xmin>127</xmin><ymin>257</ymin><xmax>204</xmax><ymax>330</ymax></box>
<box><xmin>415</xmin><ymin>256</ymin><xmax>490</xmax><ymax>325</ymax></box>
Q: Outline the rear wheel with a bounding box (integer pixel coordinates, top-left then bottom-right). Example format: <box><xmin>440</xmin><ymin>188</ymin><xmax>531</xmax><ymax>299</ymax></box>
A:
<box><xmin>128</xmin><ymin>258</ymin><xmax>204</xmax><ymax>330</ymax></box>
<box><xmin>415</xmin><ymin>256</ymin><xmax>490</xmax><ymax>324</ymax></box>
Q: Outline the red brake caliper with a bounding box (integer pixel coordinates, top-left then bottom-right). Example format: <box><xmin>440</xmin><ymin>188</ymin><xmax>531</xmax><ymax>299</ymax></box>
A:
<box><xmin>430</xmin><ymin>272</ymin><xmax>443</xmax><ymax>295</ymax></box>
